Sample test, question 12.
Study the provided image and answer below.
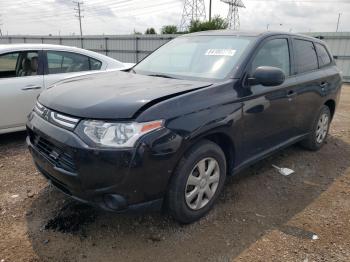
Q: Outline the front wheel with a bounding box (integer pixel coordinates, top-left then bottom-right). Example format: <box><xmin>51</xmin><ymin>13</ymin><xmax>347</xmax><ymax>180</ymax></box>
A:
<box><xmin>300</xmin><ymin>105</ymin><xmax>331</xmax><ymax>151</ymax></box>
<box><xmin>166</xmin><ymin>140</ymin><xmax>226</xmax><ymax>224</ymax></box>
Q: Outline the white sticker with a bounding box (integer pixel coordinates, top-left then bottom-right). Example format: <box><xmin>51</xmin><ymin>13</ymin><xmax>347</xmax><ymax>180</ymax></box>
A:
<box><xmin>205</xmin><ymin>49</ymin><xmax>236</xmax><ymax>56</ymax></box>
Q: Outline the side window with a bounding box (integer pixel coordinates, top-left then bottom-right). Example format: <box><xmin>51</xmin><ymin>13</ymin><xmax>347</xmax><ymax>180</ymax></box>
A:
<box><xmin>315</xmin><ymin>43</ymin><xmax>331</xmax><ymax>67</ymax></box>
<box><xmin>0</xmin><ymin>51</ymin><xmax>40</xmax><ymax>78</ymax></box>
<box><xmin>47</xmin><ymin>51</ymin><xmax>101</xmax><ymax>74</ymax></box>
<box><xmin>251</xmin><ymin>38</ymin><xmax>290</xmax><ymax>77</ymax></box>
<box><xmin>90</xmin><ymin>57</ymin><xmax>102</xmax><ymax>70</ymax></box>
<box><xmin>23</xmin><ymin>52</ymin><xmax>40</xmax><ymax>76</ymax></box>
<box><xmin>0</xmin><ymin>52</ymin><xmax>19</xmax><ymax>78</ymax></box>
<box><xmin>294</xmin><ymin>39</ymin><xmax>318</xmax><ymax>74</ymax></box>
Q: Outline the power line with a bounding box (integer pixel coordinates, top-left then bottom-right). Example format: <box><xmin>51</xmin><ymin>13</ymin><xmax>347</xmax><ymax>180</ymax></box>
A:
<box><xmin>0</xmin><ymin>0</ymin><xmax>175</xmax><ymax>26</ymax></box>
<box><xmin>7</xmin><ymin>0</ymin><xmax>347</xmax><ymax>22</ymax></box>
<box><xmin>83</xmin><ymin>0</ymin><xmax>178</xmax><ymax>14</ymax></box>
<box><xmin>244</xmin><ymin>0</ymin><xmax>350</xmax><ymax>2</ymax></box>
<box><xmin>3</xmin><ymin>0</ymin><xmax>175</xmax><ymax>22</ymax></box>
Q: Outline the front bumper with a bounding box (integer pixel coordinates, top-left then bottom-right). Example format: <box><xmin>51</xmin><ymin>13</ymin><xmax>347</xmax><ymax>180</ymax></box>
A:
<box><xmin>26</xmin><ymin>112</ymin><xmax>183</xmax><ymax>211</ymax></box>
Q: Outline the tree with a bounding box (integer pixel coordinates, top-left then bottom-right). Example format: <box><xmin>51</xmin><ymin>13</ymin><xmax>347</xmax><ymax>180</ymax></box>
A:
<box><xmin>188</xmin><ymin>16</ymin><xmax>228</xmax><ymax>33</ymax></box>
<box><xmin>161</xmin><ymin>25</ymin><xmax>178</xmax><ymax>34</ymax></box>
<box><xmin>145</xmin><ymin>28</ymin><xmax>157</xmax><ymax>34</ymax></box>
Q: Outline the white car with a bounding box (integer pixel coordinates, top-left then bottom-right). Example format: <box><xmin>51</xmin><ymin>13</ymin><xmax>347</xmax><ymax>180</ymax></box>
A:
<box><xmin>0</xmin><ymin>44</ymin><xmax>134</xmax><ymax>134</ymax></box>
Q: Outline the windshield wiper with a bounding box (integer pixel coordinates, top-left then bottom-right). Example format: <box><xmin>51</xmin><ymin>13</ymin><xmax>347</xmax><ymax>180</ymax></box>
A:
<box><xmin>148</xmin><ymin>74</ymin><xmax>175</xmax><ymax>79</ymax></box>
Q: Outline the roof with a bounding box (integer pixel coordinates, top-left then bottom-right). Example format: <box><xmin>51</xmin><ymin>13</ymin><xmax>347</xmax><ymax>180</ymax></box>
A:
<box><xmin>182</xmin><ymin>30</ymin><xmax>320</xmax><ymax>42</ymax></box>
<box><xmin>0</xmin><ymin>43</ymin><xmax>125</xmax><ymax>67</ymax></box>
<box><xmin>0</xmin><ymin>43</ymin><xmax>83</xmax><ymax>52</ymax></box>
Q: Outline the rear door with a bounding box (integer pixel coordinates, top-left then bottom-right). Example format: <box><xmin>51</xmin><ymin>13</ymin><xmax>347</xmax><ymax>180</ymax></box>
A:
<box><xmin>291</xmin><ymin>38</ymin><xmax>328</xmax><ymax>134</ymax></box>
<box><xmin>0</xmin><ymin>50</ymin><xmax>44</xmax><ymax>130</ymax></box>
<box><xmin>242</xmin><ymin>36</ymin><xmax>299</xmax><ymax>159</ymax></box>
<box><xmin>314</xmin><ymin>42</ymin><xmax>341</xmax><ymax>98</ymax></box>
<box><xmin>43</xmin><ymin>50</ymin><xmax>103</xmax><ymax>87</ymax></box>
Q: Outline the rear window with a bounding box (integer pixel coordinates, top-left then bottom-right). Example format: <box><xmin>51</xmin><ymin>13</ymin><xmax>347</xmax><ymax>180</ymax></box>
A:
<box><xmin>315</xmin><ymin>43</ymin><xmax>331</xmax><ymax>67</ymax></box>
<box><xmin>294</xmin><ymin>39</ymin><xmax>318</xmax><ymax>74</ymax></box>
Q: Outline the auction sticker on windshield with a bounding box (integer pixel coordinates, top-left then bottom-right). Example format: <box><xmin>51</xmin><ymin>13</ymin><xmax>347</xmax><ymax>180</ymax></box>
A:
<box><xmin>205</xmin><ymin>49</ymin><xmax>236</xmax><ymax>56</ymax></box>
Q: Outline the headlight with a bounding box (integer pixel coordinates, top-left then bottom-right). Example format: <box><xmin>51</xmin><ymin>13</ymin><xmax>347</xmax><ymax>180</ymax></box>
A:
<box><xmin>80</xmin><ymin>120</ymin><xmax>163</xmax><ymax>148</ymax></box>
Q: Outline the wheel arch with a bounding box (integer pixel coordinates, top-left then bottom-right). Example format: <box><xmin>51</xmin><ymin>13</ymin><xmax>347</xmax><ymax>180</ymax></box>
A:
<box><xmin>200</xmin><ymin>133</ymin><xmax>235</xmax><ymax>176</ymax></box>
<box><xmin>324</xmin><ymin>99</ymin><xmax>336</xmax><ymax>119</ymax></box>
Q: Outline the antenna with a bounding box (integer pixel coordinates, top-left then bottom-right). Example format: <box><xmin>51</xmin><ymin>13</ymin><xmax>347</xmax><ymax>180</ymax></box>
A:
<box><xmin>73</xmin><ymin>1</ymin><xmax>84</xmax><ymax>47</ymax></box>
<box><xmin>221</xmin><ymin>0</ymin><xmax>245</xmax><ymax>30</ymax></box>
<box><xmin>179</xmin><ymin>0</ymin><xmax>206</xmax><ymax>31</ymax></box>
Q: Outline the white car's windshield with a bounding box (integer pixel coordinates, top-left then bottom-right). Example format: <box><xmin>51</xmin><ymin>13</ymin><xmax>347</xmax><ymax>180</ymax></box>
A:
<box><xmin>134</xmin><ymin>35</ymin><xmax>254</xmax><ymax>80</ymax></box>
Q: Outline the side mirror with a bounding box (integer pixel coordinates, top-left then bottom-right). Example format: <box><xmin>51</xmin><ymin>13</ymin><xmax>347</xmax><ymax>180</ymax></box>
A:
<box><xmin>249</xmin><ymin>66</ymin><xmax>286</xmax><ymax>87</ymax></box>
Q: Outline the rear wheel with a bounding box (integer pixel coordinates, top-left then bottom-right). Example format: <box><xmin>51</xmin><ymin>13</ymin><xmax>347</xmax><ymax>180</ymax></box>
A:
<box><xmin>166</xmin><ymin>140</ymin><xmax>226</xmax><ymax>224</ymax></box>
<box><xmin>300</xmin><ymin>105</ymin><xmax>331</xmax><ymax>151</ymax></box>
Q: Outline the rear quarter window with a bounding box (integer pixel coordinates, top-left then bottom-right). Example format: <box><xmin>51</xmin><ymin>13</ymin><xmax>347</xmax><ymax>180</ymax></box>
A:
<box><xmin>315</xmin><ymin>43</ymin><xmax>332</xmax><ymax>67</ymax></box>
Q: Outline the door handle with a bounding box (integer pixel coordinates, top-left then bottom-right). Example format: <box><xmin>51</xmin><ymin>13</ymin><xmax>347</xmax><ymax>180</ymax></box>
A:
<box><xmin>21</xmin><ymin>85</ymin><xmax>42</xmax><ymax>91</ymax></box>
<box><xmin>320</xmin><ymin>82</ymin><xmax>329</xmax><ymax>89</ymax></box>
<box><xmin>286</xmin><ymin>90</ymin><xmax>297</xmax><ymax>99</ymax></box>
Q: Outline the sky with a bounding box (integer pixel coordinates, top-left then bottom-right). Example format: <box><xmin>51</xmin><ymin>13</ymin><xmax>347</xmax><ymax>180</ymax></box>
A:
<box><xmin>0</xmin><ymin>0</ymin><xmax>349</xmax><ymax>35</ymax></box>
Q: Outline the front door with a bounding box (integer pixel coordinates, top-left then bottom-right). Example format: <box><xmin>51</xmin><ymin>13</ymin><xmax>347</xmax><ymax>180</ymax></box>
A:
<box><xmin>241</xmin><ymin>37</ymin><xmax>298</xmax><ymax>161</ymax></box>
<box><xmin>0</xmin><ymin>50</ymin><xmax>44</xmax><ymax>130</ymax></box>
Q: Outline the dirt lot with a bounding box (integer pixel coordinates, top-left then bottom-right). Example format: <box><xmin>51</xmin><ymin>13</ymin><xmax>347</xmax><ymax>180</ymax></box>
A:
<box><xmin>1</xmin><ymin>85</ymin><xmax>350</xmax><ymax>262</ymax></box>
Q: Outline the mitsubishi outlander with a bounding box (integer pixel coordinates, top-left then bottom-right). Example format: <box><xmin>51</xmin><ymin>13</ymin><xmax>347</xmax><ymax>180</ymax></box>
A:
<box><xmin>27</xmin><ymin>31</ymin><xmax>342</xmax><ymax>223</ymax></box>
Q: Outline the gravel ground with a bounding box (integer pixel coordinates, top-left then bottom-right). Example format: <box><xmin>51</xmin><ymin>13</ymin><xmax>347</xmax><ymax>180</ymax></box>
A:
<box><xmin>0</xmin><ymin>85</ymin><xmax>349</xmax><ymax>262</ymax></box>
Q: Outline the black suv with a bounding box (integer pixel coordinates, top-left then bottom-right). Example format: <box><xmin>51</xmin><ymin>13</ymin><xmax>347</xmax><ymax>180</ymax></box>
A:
<box><xmin>27</xmin><ymin>31</ymin><xmax>342</xmax><ymax>223</ymax></box>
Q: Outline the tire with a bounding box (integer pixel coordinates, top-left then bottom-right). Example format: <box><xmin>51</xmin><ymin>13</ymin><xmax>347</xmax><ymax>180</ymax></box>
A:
<box><xmin>300</xmin><ymin>105</ymin><xmax>331</xmax><ymax>151</ymax></box>
<box><xmin>166</xmin><ymin>140</ymin><xmax>227</xmax><ymax>224</ymax></box>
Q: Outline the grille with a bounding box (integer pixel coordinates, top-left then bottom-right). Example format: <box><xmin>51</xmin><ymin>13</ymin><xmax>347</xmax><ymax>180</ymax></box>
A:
<box><xmin>34</xmin><ymin>102</ymin><xmax>80</xmax><ymax>130</ymax></box>
<box><xmin>32</xmin><ymin>134</ymin><xmax>77</xmax><ymax>173</ymax></box>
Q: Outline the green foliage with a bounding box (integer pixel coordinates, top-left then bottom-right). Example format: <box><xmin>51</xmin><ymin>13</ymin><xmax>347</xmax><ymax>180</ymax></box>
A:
<box><xmin>161</xmin><ymin>25</ymin><xmax>178</xmax><ymax>34</ymax></box>
<box><xmin>188</xmin><ymin>16</ymin><xmax>228</xmax><ymax>33</ymax></box>
<box><xmin>145</xmin><ymin>28</ymin><xmax>157</xmax><ymax>34</ymax></box>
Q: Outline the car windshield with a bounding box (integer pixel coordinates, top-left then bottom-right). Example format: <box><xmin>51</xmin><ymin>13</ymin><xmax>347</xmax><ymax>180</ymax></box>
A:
<box><xmin>133</xmin><ymin>35</ymin><xmax>254</xmax><ymax>80</ymax></box>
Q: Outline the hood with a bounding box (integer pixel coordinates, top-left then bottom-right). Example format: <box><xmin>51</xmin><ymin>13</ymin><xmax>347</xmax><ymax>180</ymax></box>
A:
<box><xmin>39</xmin><ymin>71</ymin><xmax>212</xmax><ymax>119</ymax></box>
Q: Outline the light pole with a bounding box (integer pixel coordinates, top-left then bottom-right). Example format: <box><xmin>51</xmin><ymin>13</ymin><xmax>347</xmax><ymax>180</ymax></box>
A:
<box><xmin>336</xmin><ymin>13</ymin><xmax>342</xmax><ymax>32</ymax></box>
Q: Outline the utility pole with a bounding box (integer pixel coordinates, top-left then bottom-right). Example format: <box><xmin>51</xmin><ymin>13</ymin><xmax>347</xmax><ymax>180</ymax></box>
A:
<box><xmin>209</xmin><ymin>0</ymin><xmax>212</xmax><ymax>22</ymax></box>
<box><xmin>336</xmin><ymin>13</ymin><xmax>341</xmax><ymax>32</ymax></box>
<box><xmin>0</xmin><ymin>14</ymin><xmax>3</xmax><ymax>37</ymax></box>
<box><xmin>73</xmin><ymin>1</ymin><xmax>84</xmax><ymax>48</ymax></box>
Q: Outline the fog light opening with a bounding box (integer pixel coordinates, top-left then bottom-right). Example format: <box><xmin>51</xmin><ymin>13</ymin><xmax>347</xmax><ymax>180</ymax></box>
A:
<box><xmin>103</xmin><ymin>194</ymin><xmax>127</xmax><ymax>211</ymax></box>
